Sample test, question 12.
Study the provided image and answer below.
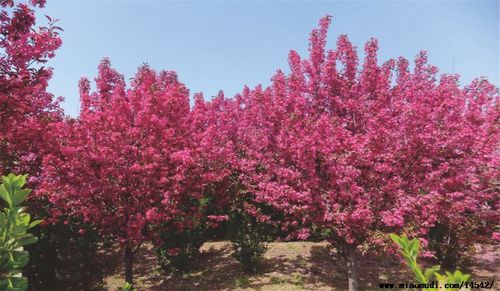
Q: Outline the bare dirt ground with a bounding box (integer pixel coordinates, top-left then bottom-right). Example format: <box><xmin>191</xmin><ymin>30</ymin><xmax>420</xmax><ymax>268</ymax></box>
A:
<box><xmin>101</xmin><ymin>241</ymin><xmax>499</xmax><ymax>291</ymax></box>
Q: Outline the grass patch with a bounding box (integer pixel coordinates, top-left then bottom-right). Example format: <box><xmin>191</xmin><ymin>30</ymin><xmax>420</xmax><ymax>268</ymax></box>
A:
<box><xmin>233</xmin><ymin>275</ymin><xmax>250</xmax><ymax>288</ymax></box>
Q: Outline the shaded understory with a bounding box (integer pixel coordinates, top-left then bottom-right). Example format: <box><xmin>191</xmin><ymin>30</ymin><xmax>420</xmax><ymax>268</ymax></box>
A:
<box><xmin>99</xmin><ymin>241</ymin><xmax>498</xmax><ymax>291</ymax></box>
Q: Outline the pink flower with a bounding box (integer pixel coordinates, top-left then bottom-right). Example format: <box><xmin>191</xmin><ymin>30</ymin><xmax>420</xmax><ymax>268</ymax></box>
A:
<box><xmin>167</xmin><ymin>248</ymin><xmax>181</xmax><ymax>256</ymax></box>
<box><xmin>297</xmin><ymin>228</ymin><xmax>310</xmax><ymax>240</ymax></box>
<box><xmin>207</xmin><ymin>215</ymin><xmax>229</xmax><ymax>222</ymax></box>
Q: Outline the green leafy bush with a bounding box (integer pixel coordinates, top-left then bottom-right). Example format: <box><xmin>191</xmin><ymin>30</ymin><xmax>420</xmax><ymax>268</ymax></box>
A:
<box><xmin>155</xmin><ymin>195</ymin><xmax>211</xmax><ymax>273</ymax></box>
<box><xmin>156</xmin><ymin>225</ymin><xmax>206</xmax><ymax>272</ymax></box>
<box><xmin>229</xmin><ymin>211</ymin><xmax>271</xmax><ymax>273</ymax></box>
<box><xmin>24</xmin><ymin>207</ymin><xmax>102</xmax><ymax>290</ymax></box>
<box><xmin>390</xmin><ymin>234</ymin><xmax>471</xmax><ymax>291</ymax></box>
<box><xmin>427</xmin><ymin>220</ymin><xmax>480</xmax><ymax>269</ymax></box>
<box><xmin>0</xmin><ymin>174</ymin><xmax>41</xmax><ymax>291</ymax></box>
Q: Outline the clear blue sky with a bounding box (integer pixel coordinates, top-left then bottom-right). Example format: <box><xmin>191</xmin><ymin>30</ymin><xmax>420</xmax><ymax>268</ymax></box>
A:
<box><xmin>39</xmin><ymin>0</ymin><xmax>499</xmax><ymax>117</ymax></box>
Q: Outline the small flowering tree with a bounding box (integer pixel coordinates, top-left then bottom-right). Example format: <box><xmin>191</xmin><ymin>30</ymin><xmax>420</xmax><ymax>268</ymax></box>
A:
<box><xmin>234</xmin><ymin>16</ymin><xmax>499</xmax><ymax>290</ymax></box>
<box><xmin>41</xmin><ymin>60</ymin><xmax>201</xmax><ymax>285</ymax></box>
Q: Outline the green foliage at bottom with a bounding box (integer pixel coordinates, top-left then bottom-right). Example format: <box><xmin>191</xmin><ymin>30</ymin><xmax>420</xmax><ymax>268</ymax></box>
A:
<box><xmin>427</xmin><ymin>220</ymin><xmax>479</xmax><ymax>269</ymax></box>
<box><xmin>390</xmin><ymin>233</ymin><xmax>471</xmax><ymax>291</ymax></box>
<box><xmin>229</xmin><ymin>211</ymin><xmax>271</xmax><ymax>273</ymax></box>
<box><xmin>0</xmin><ymin>174</ymin><xmax>41</xmax><ymax>291</ymax></box>
<box><xmin>123</xmin><ymin>281</ymin><xmax>137</xmax><ymax>291</ymax></box>
<box><xmin>156</xmin><ymin>225</ymin><xmax>206</xmax><ymax>273</ymax></box>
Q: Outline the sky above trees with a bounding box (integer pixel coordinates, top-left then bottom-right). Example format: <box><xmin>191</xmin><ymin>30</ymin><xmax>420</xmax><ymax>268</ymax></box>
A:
<box><xmin>39</xmin><ymin>0</ymin><xmax>499</xmax><ymax>116</ymax></box>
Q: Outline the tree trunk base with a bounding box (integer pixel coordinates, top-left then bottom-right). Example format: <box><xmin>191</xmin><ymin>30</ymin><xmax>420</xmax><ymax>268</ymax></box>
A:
<box><xmin>346</xmin><ymin>245</ymin><xmax>359</xmax><ymax>291</ymax></box>
<box><xmin>125</xmin><ymin>245</ymin><xmax>133</xmax><ymax>286</ymax></box>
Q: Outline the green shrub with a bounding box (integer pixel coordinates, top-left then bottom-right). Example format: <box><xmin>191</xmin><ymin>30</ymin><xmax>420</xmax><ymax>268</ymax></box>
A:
<box><xmin>0</xmin><ymin>174</ymin><xmax>41</xmax><ymax>291</ymax></box>
<box><xmin>156</xmin><ymin>225</ymin><xmax>206</xmax><ymax>272</ymax></box>
<box><xmin>24</xmin><ymin>196</ymin><xmax>102</xmax><ymax>290</ymax></box>
<box><xmin>229</xmin><ymin>211</ymin><xmax>271</xmax><ymax>273</ymax></box>
<box><xmin>390</xmin><ymin>234</ymin><xmax>471</xmax><ymax>291</ymax></box>
<box><xmin>427</xmin><ymin>220</ymin><xmax>479</xmax><ymax>269</ymax></box>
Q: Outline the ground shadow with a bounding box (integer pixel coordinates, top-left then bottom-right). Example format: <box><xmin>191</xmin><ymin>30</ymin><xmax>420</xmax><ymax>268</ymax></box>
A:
<box><xmin>100</xmin><ymin>241</ymin><xmax>499</xmax><ymax>290</ymax></box>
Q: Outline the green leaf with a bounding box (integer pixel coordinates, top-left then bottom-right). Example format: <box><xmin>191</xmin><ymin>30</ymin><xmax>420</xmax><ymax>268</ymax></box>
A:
<box><xmin>399</xmin><ymin>235</ymin><xmax>410</xmax><ymax>249</ymax></box>
<box><xmin>435</xmin><ymin>272</ymin><xmax>447</xmax><ymax>286</ymax></box>
<box><xmin>9</xmin><ymin>250</ymin><xmax>29</xmax><ymax>269</ymax></box>
<box><xmin>11</xmin><ymin>189</ymin><xmax>31</xmax><ymax>207</ymax></box>
<box><xmin>7</xmin><ymin>276</ymin><xmax>28</xmax><ymax>291</ymax></box>
<box><xmin>28</xmin><ymin>220</ymin><xmax>42</xmax><ymax>229</ymax></box>
<box><xmin>123</xmin><ymin>282</ymin><xmax>137</xmax><ymax>291</ymax></box>
<box><xmin>0</xmin><ymin>185</ymin><xmax>12</xmax><ymax>207</ymax></box>
<box><xmin>424</xmin><ymin>265</ymin><xmax>440</xmax><ymax>280</ymax></box>
<box><xmin>17</xmin><ymin>236</ymin><xmax>38</xmax><ymax>246</ymax></box>
<box><xmin>17</xmin><ymin>175</ymin><xmax>28</xmax><ymax>189</ymax></box>
<box><xmin>408</xmin><ymin>238</ymin><xmax>419</xmax><ymax>259</ymax></box>
<box><xmin>2</xmin><ymin>175</ymin><xmax>13</xmax><ymax>194</ymax></box>
<box><xmin>389</xmin><ymin>233</ymin><xmax>401</xmax><ymax>245</ymax></box>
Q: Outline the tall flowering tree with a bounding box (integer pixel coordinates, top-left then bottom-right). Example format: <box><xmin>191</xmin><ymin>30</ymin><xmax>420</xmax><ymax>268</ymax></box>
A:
<box><xmin>152</xmin><ymin>91</ymin><xmax>239</xmax><ymax>271</ymax></box>
<box><xmin>235</xmin><ymin>16</ymin><xmax>499</xmax><ymax>290</ymax></box>
<box><xmin>380</xmin><ymin>57</ymin><xmax>499</xmax><ymax>269</ymax></box>
<box><xmin>0</xmin><ymin>0</ymin><xmax>62</xmax><ymax>177</ymax></box>
<box><xmin>41</xmin><ymin>60</ymin><xmax>202</xmax><ymax>285</ymax></box>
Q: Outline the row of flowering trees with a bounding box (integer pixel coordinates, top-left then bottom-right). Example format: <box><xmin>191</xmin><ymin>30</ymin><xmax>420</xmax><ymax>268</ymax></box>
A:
<box><xmin>1</xmin><ymin>1</ymin><xmax>498</xmax><ymax>290</ymax></box>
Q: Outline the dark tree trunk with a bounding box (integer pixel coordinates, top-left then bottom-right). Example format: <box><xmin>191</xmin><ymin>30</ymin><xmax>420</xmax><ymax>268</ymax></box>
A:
<box><xmin>124</xmin><ymin>245</ymin><xmax>134</xmax><ymax>286</ymax></box>
<box><xmin>346</xmin><ymin>245</ymin><xmax>359</xmax><ymax>291</ymax></box>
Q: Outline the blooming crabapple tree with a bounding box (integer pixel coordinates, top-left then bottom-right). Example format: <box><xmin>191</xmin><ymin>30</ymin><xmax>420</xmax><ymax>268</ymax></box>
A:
<box><xmin>0</xmin><ymin>0</ymin><xmax>62</xmax><ymax>177</ymax></box>
<box><xmin>382</xmin><ymin>58</ymin><xmax>499</xmax><ymax>269</ymax></box>
<box><xmin>234</xmin><ymin>16</ymin><xmax>498</xmax><ymax>290</ymax></box>
<box><xmin>192</xmin><ymin>92</ymin><xmax>277</xmax><ymax>270</ymax></box>
<box><xmin>153</xmin><ymin>92</ymin><xmax>239</xmax><ymax>271</ymax></box>
<box><xmin>41</xmin><ymin>59</ymin><xmax>203</xmax><ymax>285</ymax></box>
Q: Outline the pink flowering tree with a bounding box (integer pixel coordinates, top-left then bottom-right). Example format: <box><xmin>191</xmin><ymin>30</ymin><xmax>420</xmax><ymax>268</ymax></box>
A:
<box><xmin>190</xmin><ymin>91</ymin><xmax>240</xmax><ymax>218</ymax></box>
<box><xmin>234</xmin><ymin>16</ymin><xmax>498</xmax><ymax>290</ymax></box>
<box><xmin>381</xmin><ymin>56</ymin><xmax>499</xmax><ymax>269</ymax></box>
<box><xmin>0</xmin><ymin>0</ymin><xmax>62</xmax><ymax>177</ymax></box>
<box><xmin>152</xmin><ymin>91</ymin><xmax>238</xmax><ymax>272</ymax></box>
<box><xmin>192</xmin><ymin>91</ymin><xmax>279</xmax><ymax>271</ymax></box>
<box><xmin>41</xmin><ymin>59</ymin><xmax>203</xmax><ymax>285</ymax></box>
